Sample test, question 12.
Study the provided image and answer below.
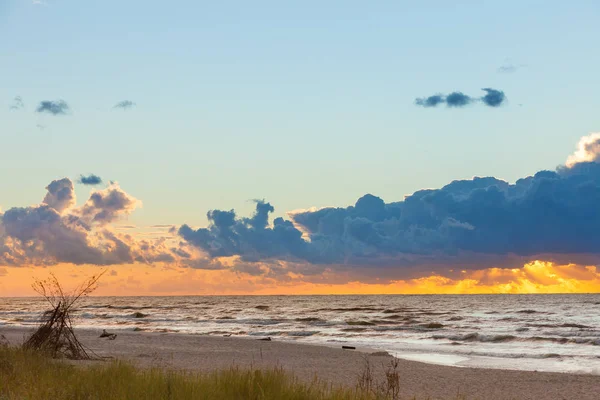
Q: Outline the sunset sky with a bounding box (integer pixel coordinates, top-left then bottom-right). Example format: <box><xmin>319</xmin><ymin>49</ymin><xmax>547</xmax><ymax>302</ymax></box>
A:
<box><xmin>1</xmin><ymin>0</ymin><xmax>600</xmax><ymax>296</ymax></box>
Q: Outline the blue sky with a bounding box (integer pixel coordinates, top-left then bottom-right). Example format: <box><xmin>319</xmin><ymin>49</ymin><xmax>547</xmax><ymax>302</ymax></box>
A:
<box><xmin>2</xmin><ymin>0</ymin><xmax>599</xmax><ymax>229</ymax></box>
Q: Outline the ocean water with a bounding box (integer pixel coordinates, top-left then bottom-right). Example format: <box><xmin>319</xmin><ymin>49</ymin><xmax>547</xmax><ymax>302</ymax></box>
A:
<box><xmin>1</xmin><ymin>294</ymin><xmax>599</xmax><ymax>374</ymax></box>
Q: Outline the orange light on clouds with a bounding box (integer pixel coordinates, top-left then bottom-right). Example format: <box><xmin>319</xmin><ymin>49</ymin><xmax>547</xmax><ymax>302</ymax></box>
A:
<box><xmin>0</xmin><ymin>260</ymin><xmax>599</xmax><ymax>297</ymax></box>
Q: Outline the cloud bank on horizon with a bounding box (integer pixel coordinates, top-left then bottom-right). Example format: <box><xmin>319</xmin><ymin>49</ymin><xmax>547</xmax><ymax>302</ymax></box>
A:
<box><xmin>179</xmin><ymin>132</ymin><xmax>600</xmax><ymax>272</ymax></box>
<box><xmin>2</xmin><ymin>133</ymin><xmax>600</xmax><ymax>283</ymax></box>
<box><xmin>415</xmin><ymin>88</ymin><xmax>506</xmax><ymax>108</ymax></box>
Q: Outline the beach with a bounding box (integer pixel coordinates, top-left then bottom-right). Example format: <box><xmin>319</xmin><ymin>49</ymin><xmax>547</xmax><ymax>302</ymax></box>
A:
<box><xmin>2</xmin><ymin>326</ymin><xmax>600</xmax><ymax>400</ymax></box>
<box><xmin>3</xmin><ymin>294</ymin><xmax>599</xmax><ymax>374</ymax></box>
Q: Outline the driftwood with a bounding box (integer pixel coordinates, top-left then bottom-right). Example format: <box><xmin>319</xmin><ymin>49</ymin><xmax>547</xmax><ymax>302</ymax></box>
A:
<box><xmin>99</xmin><ymin>330</ymin><xmax>117</xmax><ymax>340</ymax></box>
<box><xmin>342</xmin><ymin>345</ymin><xmax>356</xmax><ymax>350</ymax></box>
<box><xmin>22</xmin><ymin>271</ymin><xmax>105</xmax><ymax>359</ymax></box>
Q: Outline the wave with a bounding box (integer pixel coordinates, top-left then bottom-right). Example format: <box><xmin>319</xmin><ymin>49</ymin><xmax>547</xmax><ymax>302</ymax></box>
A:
<box><xmin>316</xmin><ymin>307</ymin><xmax>383</xmax><ymax>312</ymax></box>
<box><xmin>527</xmin><ymin>323</ymin><xmax>591</xmax><ymax>329</ymax></box>
<box><xmin>433</xmin><ymin>333</ymin><xmax>516</xmax><ymax>343</ymax></box>
<box><xmin>294</xmin><ymin>317</ymin><xmax>324</xmax><ymax>322</ymax></box>
<box><xmin>516</xmin><ymin>310</ymin><xmax>549</xmax><ymax>314</ymax></box>
<box><xmin>285</xmin><ymin>331</ymin><xmax>320</xmax><ymax>337</ymax></box>
<box><xmin>346</xmin><ymin>321</ymin><xmax>376</xmax><ymax>326</ymax></box>
<box><xmin>433</xmin><ymin>333</ymin><xmax>600</xmax><ymax>345</ymax></box>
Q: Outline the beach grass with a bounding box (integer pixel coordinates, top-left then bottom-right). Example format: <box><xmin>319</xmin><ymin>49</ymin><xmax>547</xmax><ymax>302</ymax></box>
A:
<box><xmin>0</xmin><ymin>346</ymin><xmax>413</xmax><ymax>400</ymax></box>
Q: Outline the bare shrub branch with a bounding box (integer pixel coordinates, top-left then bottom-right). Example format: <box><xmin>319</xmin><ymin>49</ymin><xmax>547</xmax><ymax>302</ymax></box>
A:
<box><xmin>23</xmin><ymin>270</ymin><xmax>106</xmax><ymax>359</ymax></box>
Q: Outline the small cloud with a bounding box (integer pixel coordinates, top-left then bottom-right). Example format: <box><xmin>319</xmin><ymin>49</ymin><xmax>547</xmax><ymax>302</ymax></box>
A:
<box><xmin>415</xmin><ymin>88</ymin><xmax>507</xmax><ymax>109</ymax></box>
<box><xmin>9</xmin><ymin>96</ymin><xmax>24</xmax><ymax>111</ymax></box>
<box><xmin>497</xmin><ymin>61</ymin><xmax>526</xmax><ymax>74</ymax></box>
<box><xmin>36</xmin><ymin>100</ymin><xmax>70</xmax><ymax>116</ymax></box>
<box><xmin>116</xmin><ymin>225</ymin><xmax>137</xmax><ymax>230</ymax></box>
<box><xmin>32</xmin><ymin>0</ymin><xmax>48</xmax><ymax>5</ymax></box>
<box><xmin>480</xmin><ymin>88</ymin><xmax>506</xmax><ymax>107</ymax></box>
<box><xmin>78</xmin><ymin>174</ymin><xmax>103</xmax><ymax>186</ymax></box>
<box><xmin>36</xmin><ymin>124</ymin><xmax>46</xmax><ymax>130</ymax></box>
<box><xmin>414</xmin><ymin>95</ymin><xmax>445</xmax><ymax>108</ymax></box>
<box><xmin>113</xmin><ymin>100</ymin><xmax>136</xmax><ymax>110</ymax></box>
<box><xmin>446</xmin><ymin>92</ymin><xmax>472</xmax><ymax>108</ymax></box>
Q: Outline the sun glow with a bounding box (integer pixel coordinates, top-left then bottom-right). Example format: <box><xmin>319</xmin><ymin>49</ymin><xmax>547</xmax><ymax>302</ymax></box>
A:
<box><xmin>1</xmin><ymin>260</ymin><xmax>599</xmax><ymax>297</ymax></box>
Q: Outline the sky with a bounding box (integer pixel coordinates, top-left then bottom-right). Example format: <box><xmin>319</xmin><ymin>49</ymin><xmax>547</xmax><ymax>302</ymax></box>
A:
<box><xmin>1</xmin><ymin>0</ymin><xmax>600</xmax><ymax>296</ymax></box>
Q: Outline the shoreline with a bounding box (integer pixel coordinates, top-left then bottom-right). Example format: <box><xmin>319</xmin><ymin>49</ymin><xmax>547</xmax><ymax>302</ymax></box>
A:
<box><xmin>3</xmin><ymin>326</ymin><xmax>600</xmax><ymax>400</ymax></box>
<box><xmin>3</xmin><ymin>321</ymin><xmax>598</xmax><ymax>375</ymax></box>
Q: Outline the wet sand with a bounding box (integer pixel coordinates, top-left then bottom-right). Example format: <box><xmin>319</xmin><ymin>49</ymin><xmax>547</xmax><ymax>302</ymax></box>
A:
<box><xmin>2</xmin><ymin>326</ymin><xmax>599</xmax><ymax>400</ymax></box>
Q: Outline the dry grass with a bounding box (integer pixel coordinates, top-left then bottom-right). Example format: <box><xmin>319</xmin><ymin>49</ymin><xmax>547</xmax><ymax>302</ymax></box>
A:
<box><xmin>0</xmin><ymin>346</ymin><xmax>468</xmax><ymax>400</ymax></box>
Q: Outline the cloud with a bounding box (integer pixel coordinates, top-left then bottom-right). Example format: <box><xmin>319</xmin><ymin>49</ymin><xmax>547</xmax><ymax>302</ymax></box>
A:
<box><xmin>9</xmin><ymin>96</ymin><xmax>24</xmax><ymax>111</ymax></box>
<box><xmin>414</xmin><ymin>95</ymin><xmax>445</xmax><ymax>108</ymax></box>
<box><xmin>78</xmin><ymin>174</ymin><xmax>102</xmax><ymax>186</ymax></box>
<box><xmin>445</xmin><ymin>92</ymin><xmax>472</xmax><ymax>107</ymax></box>
<box><xmin>43</xmin><ymin>178</ymin><xmax>76</xmax><ymax>213</ymax></box>
<box><xmin>0</xmin><ymin>178</ymin><xmax>181</xmax><ymax>267</ymax></box>
<box><xmin>497</xmin><ymin>61</ymin><xmax>526</xmax><ymax>74</ymax></box>
<box><xmin>415</xmin><ymin>89</ymin><xmax>506</xmax><ymax>109</ymax></box>
<box><xmin>36</xmin><ymin>100</ymin><xmax>69</xmax><ymax>116</ymax></box>
<box><xmin>113</xmin><ymin>100</ymin><xmax>136</xmax><ymax>110</ymax></box>
<box><xmin>480</xmin><ymin>88</ymin><xmax>506</xmax><ymax>107</ymax></box>
<box><xmin>79</xmin><ymin>183</ymin><xmax>141</xmax><ymax>225</ymax></box>
<box><xmin>565</xmin><ymin>133</ymin><xmax>600</xmax><ymax>168</ymax></box>
<box><xmin>179</xmin><ymin>134</ymin><xmax>600</xmax><ymax>273</ymax></box>
<box><xmin>179</xmin><ymin>199</ymin><xmax>314</xmax><ymax>263</ymax></box>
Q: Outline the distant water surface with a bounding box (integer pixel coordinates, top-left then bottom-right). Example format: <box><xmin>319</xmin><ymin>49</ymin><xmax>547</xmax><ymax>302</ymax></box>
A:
<box><xmin>1</xmin><ymin>294</ymin><xmax>599</xmax><ymax>374</ymax></box>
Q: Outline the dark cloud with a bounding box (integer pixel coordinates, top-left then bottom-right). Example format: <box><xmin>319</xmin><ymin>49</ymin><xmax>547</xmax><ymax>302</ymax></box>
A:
<box><xmin>179</xmin><ymin>200</ymin><xmax>315</xmax><ymax>263</ymax></box>
<box><xmin>78</xmin><ymin>174</ymin><xmax>103</xmax><ymax>186</ymax></box>
<box><xmin>179</xmin><ymin>136</ymin><xmax>600</xmax><ymax>271</ymax></box>
<box><xmin>481</xmin><ymin>88</ymin><xmax>506</xmax><ymax>107</ymax></box>
<box><xmin>414</xmin><ymin>95</ymin><xmax>445</xmax><ymax>108</ymax></box>
<box><xmin>36</xmin><ymin>100</ymin><xmax>70</xmax><ymax>115</ymax></box>
<box><xmin>9</xmin><ymin>96</ymin><xmax>24</xmax><ymax>111</ymax></box>
<box><xmin>445</xmin><ymin>92</ymin><xmax>473</xmax><ymax>107</ymax></box>
<box><xmin>113</xmin><ymin>100</ymin><xmax>136</xmax><ymax>110</ymax></box>
<box><xmin>415</xmin><ymin>89</ymin><xmax>506</xmax><ymax>109</ymax></box>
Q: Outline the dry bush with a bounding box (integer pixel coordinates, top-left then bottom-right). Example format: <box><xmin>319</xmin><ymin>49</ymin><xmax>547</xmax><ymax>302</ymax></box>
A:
<box><xmin>22</xmin><ymin>271</ymin><xmax>105</xmax><ymax>359</ymax></box>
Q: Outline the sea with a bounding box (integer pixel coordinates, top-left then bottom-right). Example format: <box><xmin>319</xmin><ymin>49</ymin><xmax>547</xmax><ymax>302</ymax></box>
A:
<box><xmin>1</xmin><ymin>294</ymin><xmax>599</xmax><ymax>374</ymax></box>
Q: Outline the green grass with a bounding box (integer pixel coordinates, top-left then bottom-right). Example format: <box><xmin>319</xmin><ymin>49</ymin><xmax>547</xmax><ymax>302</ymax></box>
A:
<box><xmin>0</xmin><ymin>346</ymin><xmax>397</xmax><ymax>400</ymax></box>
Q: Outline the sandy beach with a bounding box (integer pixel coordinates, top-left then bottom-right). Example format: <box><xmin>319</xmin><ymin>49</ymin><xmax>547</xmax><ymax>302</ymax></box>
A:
<box><xmin>2</xmin><ymin>326</ymin><xmax>599</xmax><ymax>400</ymax></box>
